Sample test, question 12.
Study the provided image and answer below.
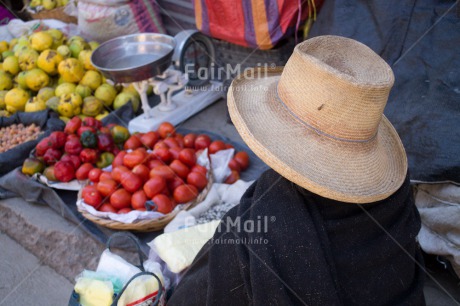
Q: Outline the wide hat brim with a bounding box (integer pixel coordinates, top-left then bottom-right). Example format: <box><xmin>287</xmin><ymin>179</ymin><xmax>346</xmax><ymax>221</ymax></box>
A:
<box><xmin>228</xmin><ymin>67</ymin><xmax>407</xmax><ymax>204</ymax></box>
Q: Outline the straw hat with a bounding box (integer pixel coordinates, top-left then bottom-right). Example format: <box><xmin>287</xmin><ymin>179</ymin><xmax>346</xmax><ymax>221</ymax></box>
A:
<box><xmin>227</xmin><ymin>35</ymin><xmax>407</xmax><ymax>203</ymax></box>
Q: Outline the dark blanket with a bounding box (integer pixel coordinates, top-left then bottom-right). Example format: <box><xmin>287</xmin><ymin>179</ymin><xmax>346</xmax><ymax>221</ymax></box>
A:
<box><xmin>168</xmin><ymin>170</ymin><xmax>425</xmax><ymax>305</ymax></box>
<box><xmin>308</xmin><ymin>0</ymin><xmax>460</xmax><ymax>183</ymax></box>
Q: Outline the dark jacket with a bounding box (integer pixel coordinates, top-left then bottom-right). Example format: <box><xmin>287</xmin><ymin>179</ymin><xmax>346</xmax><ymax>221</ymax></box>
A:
<box><xmin>168</xmin><ymin>169</ymin><xmax>425</xmax><ymax>305</ymax></box>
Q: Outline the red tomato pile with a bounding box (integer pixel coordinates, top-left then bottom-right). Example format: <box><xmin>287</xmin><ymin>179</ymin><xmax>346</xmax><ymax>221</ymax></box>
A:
<box><xmin>24</xmin><ymin>116</ymin><xmax>131</xmax><ymax>183</ymax></box>
<box><xmin>82</xmin><ymin>122</ymin><xmax>250</xmax><ymax>215</ymax></box>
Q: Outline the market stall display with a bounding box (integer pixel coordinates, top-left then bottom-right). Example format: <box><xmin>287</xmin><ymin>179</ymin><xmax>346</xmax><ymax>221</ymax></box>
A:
<box><xmin>0</xmin><ymin>109</ymin><xmax>64</xmax><ymax>176</ymax></box>
<box><xmin>19</xmin><ymin>115</ymin><xmax>254</xmax><ymax>231</ymax></box>
<box><xmin>75</xmin><ymin>122</ymin><xmax>252</xmax><ymax>231</ymax></box>
<box><xmin>0</xmin><ymin>29</ymin><xmax>142</xmax><ymax>120</ymax></box>
<box><xmin>21</xmin><ymin>117</ymin><xmax>128</xmax><ymax>179</ymax></box>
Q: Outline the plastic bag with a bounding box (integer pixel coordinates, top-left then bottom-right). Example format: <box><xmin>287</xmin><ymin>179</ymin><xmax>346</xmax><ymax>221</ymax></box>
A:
<box><xmin>97</xmin><ymin>249</ymin><xmax>143</xmax><ymax>284</ymax></box>
<box><xmin>6</xmin><ymin>19</ymin><xmax>49</xmax><ymax>37</ymax></box>
<box><xmin>115</xmin><ymin>273</ymin><xmax>165</xmax><ymax>306</ymax></box>
<box><xmin>207</xmin><ymin>148</ymin><xmax>233</xmax><ymax>183</ymax></box>
<box><xmin>70</xmin><ymin>233</ymin><xmax>166</xmax><ymax>306</ymax></box>
<box><xmin>77</xmin><ymin>270</ymin><xmax>124</xmax><ymax>294</ymax></box>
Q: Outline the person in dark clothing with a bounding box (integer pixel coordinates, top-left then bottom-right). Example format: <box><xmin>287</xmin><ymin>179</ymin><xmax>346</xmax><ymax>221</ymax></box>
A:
<box><xmin>168</xmin><ymin>35</ymin><xmax>426</xmax><ymax>305</ymax></box>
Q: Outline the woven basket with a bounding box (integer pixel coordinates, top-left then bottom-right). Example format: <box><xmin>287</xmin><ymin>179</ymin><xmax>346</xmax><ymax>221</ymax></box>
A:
<box><xmin>30</xmin><ymin>6</ymin><xmax>77</xmax><ymax>24</ymax></box>
<box><xmin>77</xmin><ymin>175</ymin><xmax>213</xmax><ymax>232</ymax></box>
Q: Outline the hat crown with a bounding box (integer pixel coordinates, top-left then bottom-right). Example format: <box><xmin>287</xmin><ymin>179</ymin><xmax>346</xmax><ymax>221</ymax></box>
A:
<box><xmin>277</xmin><ymin>36</ymin><xmax>394</xmax><ymax>142</ymax></box>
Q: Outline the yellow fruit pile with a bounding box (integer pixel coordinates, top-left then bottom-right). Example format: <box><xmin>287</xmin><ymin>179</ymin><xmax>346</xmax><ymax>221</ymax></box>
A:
<box><xmin>0</xmin><ymin>29</ymin><xmax>141</xmax><ymax>121</ymax></box>
<box><xmin>29</xmin><ymin>0</ymin><xmax>70</xmax><ymax>11</ymax></box>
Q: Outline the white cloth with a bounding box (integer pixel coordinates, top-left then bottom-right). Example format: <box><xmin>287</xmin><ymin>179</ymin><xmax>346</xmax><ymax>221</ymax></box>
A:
<box><xmin>415</xmin><ymin>183</ymin><xmax>460</xmax><ymax>277</ymax></box>
<box><xmin>164</xmin><ymin>180</ymin><xmax>254</xmax><ymax>233</ymax></box>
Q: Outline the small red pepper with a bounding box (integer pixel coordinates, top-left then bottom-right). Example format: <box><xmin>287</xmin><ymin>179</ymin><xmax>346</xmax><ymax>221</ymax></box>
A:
<box><xmin>82</xmin><ymin>117</ymin><xmax>102</xmax><ymax>130</ymax></box>
<box><xmin>61</xmin><ymin>154</ymin><xmax>81</xmax><ymax>169</ymax></box>
<box><xmin>67</xmin><ymin>134</ymin><xmax>79</xmax><ymax>142</ymax></box>
<box><xmin>43</xmin><ymin>148</ymin><xmax>62</xmax><ymax>165</ymax></box>
<box><xmin>99</xmin><ymin>127</ymin><xmax>111</xmax><ymax>135</ymax></box>
<box><xmin>97</xmin><ymin>133</ymin><xmax>114</xmax><ymax>152</ymax></box>
<box><xmin>64</xmin><ymin>138</ymin><xmax>83</xmax><ymax>155</ymax></box>
<box><xmin>36</xmin><ymin>137</ymin><xmax>55</xmax><ymax>156</ymax></box>
<box><xmin>54</xmin><ymin>161</ymin><xmax>75</xmax><ymax>182</ymax></box>
<box><xmin>77</xmin><ymin>126</ymin><xmax>96</xmax><ymax>137</ymax></box>
<box><xmin>64</xmin><ymin>117</ymin><xmax>82</xmax><ymax>135</ymax></box>
<box><xmin>49</xmin><ymin>131</ymin><xmax>67</xmax><ymax>149</ymax></box>
<box><xmin>111</xmin><ymin>146</ymin><xmax>121</xmax><ymax>156</ymax></box>
<box><xmin>80</xmin><ymin>148</ymin><xmax>98</xmax><ymax>164</ymax></box>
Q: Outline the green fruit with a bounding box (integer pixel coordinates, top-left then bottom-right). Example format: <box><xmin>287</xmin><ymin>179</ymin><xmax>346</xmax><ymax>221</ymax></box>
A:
<box><xmin>75</xmin><ymin>84</ymin><xmax>92</xmax><ymax>99</ymax></box>
<box><xmin>5</xmin><ymin>88</ymin><xmax>30</xmax><ymax>113</ymax></box>
<box><xmin>18</xmin><ymin>49</ymin><xmax>39</xmax><ymax>71</ymax></box>
<box><xmin>79</xmin><ymin>70</ymin><xmax>101</xmax><ymax>91</ymax></box>
<box><xmin>88</xmin><ymin>41</ymin><xmax>100</xmax><ymax>50</ymax></box>
<box><xmin>3</xmin><ymin>56</ymin><xmax>20</xmax><ymax>75</ymax></box>
<box><xmin>0</xmin><ymin>71</ymin><xmax>13</xmax><ymax>90</ymax></box>
<box><xmin>94</xmin><ymin>83</ymin><xmax>117</xmax><ymax>107</ymax></box>
<box><xmin>55</xmin><ymin>82</ymin><xmax>76</xmax><ymax>97</ymax></box>
<box><xmin>57</xmin><ymin>45</ymin><xmax>71</xmax><ymax>58</ymax></box>
<box><xmin>113</xmin><ymin>92</ymin><xmax>140</xmax><ymax>112</ymax></box>
<box><xmin>82</xmin><ymin>96</ymin><xmax>103</xmax><ymax>117</ymax></box>
<box><xmin>43</xmin><ymin>166</ymin><xmax>57</xmax><ymax>181</ymax></box>
<box><xmin>2</xmin><ymin>51</ymin><xmax>14</xmax><ymax>59</ymax></box>
<box><xmin>16</xmin><ymin>71</ymin><xmax>28</xmax><ymax>89</ymax></box>
<box><xmin>0</xmin><ymin>90</ymin><xmax>8</xmax><ymax>110</ymax></box>
<box><xmin>42</xmin><ymin>0</ymin><xmax>57</xmax><ymax>10</ymax></box>
<box><xmin>25</xmin><ymin>68</ymin><xmax>50</xmax><ymax>91</ymax></box>
<box><xmin>46</xmin><ymin>96</ymin><xmax>60</xmax><ymax>111</ymax></box>
<box><xmin>37</xmin><ymin>87</ymin><xmax>55</xmax><ymax>102</ymax></box>
<box><xmin>69</xmin><ymin>40</ymin><xmax>89</xmax><ymax>58</ymax></box>
<box><xmin>22</xmin><ymin>157</ymin><xmax>45</xmax><ymax>176</ymax></box>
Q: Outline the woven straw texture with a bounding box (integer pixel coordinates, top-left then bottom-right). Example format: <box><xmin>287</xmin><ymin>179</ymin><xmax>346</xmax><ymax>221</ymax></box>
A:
<box><xmin>30</xmin><ymin>6</ymin><xmax>77</xmax><ymax>24</ymax></box>
<box><xmin>227</xmin><ymin>35</ymin><xmax>407</xmax><ymax>204</ymax></box>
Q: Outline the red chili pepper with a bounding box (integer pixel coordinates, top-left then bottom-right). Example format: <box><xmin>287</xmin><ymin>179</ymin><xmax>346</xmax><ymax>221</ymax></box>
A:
<box><xmin>35</xmin><ymin>137</ymin><xmax>55</xmax><ymax>156</ymax></box>
<box><xmin>97</xmin><ymin>132</ymin><xmax>114</xmax><ymax>152</ymax></box>
<box><xmin>82</xmin><ymin>117</ymin><xmax>102</xmax><ymax>130</ymax></box>
<box><xmin>64</xmin><ymin>137</ymin><xmax>83</xmax><ymax>155</ymax></box>
<box><xmin>49</xmin><ymin>131</ymin><xmax>67</xmax><ymax>149</ymax></box>
<box><xmin>77</xmin><ymin>126</ymin><xmax>96</xmax><ymax>137</ymax></box>
<box><xmin>99</xmin><ymin>127</ymin><xmax>111</xmax><ymax>135</ymax></box>
<box><xmin>64</xmin><ymin>117</ymin><xmax>82</xmax><ymax>135</ymax></box>
<box><xmin>54</xmin><ymin>161</ymin><xmax>75</xmax><ymax>182</ymax></box>
<box><xmin>80</xmin><ymin>148</ymin><xmax>98</xmax><ymax>164</ymax></box>
<box><xmin>43</xmin><ymin>148</ymin><xmax>62</xmax><ymax>165</ymax></box>
<box><xmin>61</xmin><ymin>154</ymin><xmax>81</xmax><ymax>169</ymax></box>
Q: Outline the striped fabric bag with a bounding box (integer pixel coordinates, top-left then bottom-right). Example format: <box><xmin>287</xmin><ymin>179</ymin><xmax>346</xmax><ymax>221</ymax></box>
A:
<box><xmin>194</xmin><ymin>0</ymin><xmax>323</xmax><ymax>50</ymax></box>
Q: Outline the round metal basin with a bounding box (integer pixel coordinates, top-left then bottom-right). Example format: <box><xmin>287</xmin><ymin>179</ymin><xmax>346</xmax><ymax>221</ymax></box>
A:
<box><xmin>91</xmin><ymin>33</ymin><xmax>176</xmax><ymax>83</ymax></box>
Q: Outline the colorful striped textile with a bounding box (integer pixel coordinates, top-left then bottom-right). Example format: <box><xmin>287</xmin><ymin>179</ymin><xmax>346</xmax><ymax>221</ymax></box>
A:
<box><xmin>194</xmin><ymin>0</ymin><xmax>323</xmax><ymax>50</ymax></box>
<box><xmin>128</xmin><ymin>0</ymin><xmax>166</xmax><ymax>34</ymax></box>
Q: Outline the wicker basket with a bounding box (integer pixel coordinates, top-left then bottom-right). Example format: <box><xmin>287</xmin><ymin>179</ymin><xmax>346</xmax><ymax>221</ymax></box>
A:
<box><xmin>30</xmin><ymin>6</ymin><xmax>77</xmax><ymax>24</ymax></box>
<box><xmin>77</xmin><ymin>175</ymin><xmax>213</xmax><ymax>232</ymax></box>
